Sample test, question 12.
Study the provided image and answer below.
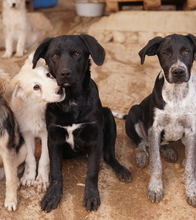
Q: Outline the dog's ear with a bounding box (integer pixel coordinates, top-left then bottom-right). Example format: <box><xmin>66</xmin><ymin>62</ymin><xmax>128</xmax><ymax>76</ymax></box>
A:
<box><xmin>186</xmin><ymin>34</ymin><xmax>196</xmax><ymax>60</ymax></box>
<box><xmin>33</xmin><ymin>37</ymin><xmax>53</xmax><ymax>69</ymax></box>
<box><xmin>138</xmin><ymin>36</ymin><xmax>163</xmax><ymax>64</ymax></box>
<box><xmin>10</xmin><ymin>83</ymin><xmax>24</xmax><ymax>101</ymax></box>
<box><xmin>79</xmin><ymin>34</ymin><xmax>105</xmax><ymax>66</ymax></box>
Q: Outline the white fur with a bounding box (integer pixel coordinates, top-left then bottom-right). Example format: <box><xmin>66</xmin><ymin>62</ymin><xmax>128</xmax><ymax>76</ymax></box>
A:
<box><xmin>154</xmin><ymin>70</ymin><xmax>196</xmax><ymax>142</ymax></box>
<box><xmin>112</xmin><ymin>112</ymin><xmax>126</xmax><ymax>119</ymax></box>
<box><xmin>56</xmin><ymin>122</ymin><xmax>95</xmax><ymax>151</ymax></box>
<box><xmin>64</xmin><ymin>124</ymin><xmax>82</xmax><ymax>150</ymax></box>
<box><xmin>2</xmin><ymin>0</ymin><xmax>38</xmax><ymax>58</ymax></box>
<box><xmin>9</xmin><ymin>53</ymin><xmax>65</xmax><ymax>192</ymax></box>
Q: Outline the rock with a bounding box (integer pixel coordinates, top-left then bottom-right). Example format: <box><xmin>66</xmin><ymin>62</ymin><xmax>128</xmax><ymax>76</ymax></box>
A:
<box><xmin>103</xmin><ymin>32</ymin><xmax>113</xmax><ymax>43</ymax></box>
<box><xmin>113</xmin><ymin>31</ymin><xmax>126</xmax><ymax>43</ymax></box>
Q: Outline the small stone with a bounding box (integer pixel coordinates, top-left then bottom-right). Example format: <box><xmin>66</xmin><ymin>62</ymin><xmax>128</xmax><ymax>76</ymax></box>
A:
<box><xmin>113</xmin><ymin>31</ymin><xmax>126</xmax><ymax>43</ymax></box>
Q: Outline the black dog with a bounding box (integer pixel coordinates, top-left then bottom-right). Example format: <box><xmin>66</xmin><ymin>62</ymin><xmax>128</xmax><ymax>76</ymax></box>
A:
<box><xmin>125</xmin><ymin>34</ymin><xmax>196</xmax><ymax>207</ymax></box>
<box><xmin>33</xmin><ymin>34</ymin><xmax>131</xmax><ymax>212</ymax></box>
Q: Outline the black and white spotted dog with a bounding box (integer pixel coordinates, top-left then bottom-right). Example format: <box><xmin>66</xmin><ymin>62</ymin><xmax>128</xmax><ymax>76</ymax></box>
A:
<box><xmin>125</xmin><ymin>34</ymin><xmax>196</xmax><ymax>207</ymax></box>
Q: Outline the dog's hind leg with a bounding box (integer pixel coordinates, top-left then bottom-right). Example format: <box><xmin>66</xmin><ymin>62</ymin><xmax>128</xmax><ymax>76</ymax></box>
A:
<box><xmin>103</xmin><ymin>107</ymin><xmax>132</xmax><ymax>182</ymax></box>
<box><xmin>126</xmin><ymin>105</ymin><xmax>149</xmax><ymax>168</ymax></box>
<box><xmin>34</xmin><ymin>131</ymin><xmax>50</xmax><ymax>192</ymax></box>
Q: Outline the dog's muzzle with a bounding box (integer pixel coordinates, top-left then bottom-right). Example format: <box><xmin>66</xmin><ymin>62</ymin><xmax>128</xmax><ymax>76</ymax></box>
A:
<box><xmin>57</xmin><ymin>69</ymin><xmax>79</xmax><ymax>87</ymax></box>
<box><xmin>57</xmin><ymin>69</ymin><xmax>73</xmax><ymax>86</ymax></box>
<box><xmin>170</xmin><ymin>67</ymin><xmax>188</xmax><ymax>83</ymax></box>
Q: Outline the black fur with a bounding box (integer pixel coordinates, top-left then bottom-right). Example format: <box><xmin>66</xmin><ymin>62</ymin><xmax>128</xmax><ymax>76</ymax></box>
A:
<box><xmin>33</xmin><ymin>34</ymin><xmax>131</xmax><ymax>213</ymax></box>
<box><xmin>0</xmin><ymin>96</ymin><xmax>23</xmax><ymax>151</ymax></box>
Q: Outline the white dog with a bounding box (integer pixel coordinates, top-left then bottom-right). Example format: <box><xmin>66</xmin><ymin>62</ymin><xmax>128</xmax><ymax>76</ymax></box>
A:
<box><xmin>9</xmin><ymin>53</ymin><xmax>65</xmax><ymax>192</ymax></box>
<box><xmin>2</xmin><ymin>0</ymin><xmax>38</xmax><ymax>58</ymax></box>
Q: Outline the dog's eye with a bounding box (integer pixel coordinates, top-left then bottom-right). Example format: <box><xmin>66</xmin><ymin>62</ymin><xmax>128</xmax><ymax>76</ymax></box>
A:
<box><xmin>163</xmin><ymin>51</ymin><xmax>170</xmax><ymax>56</ymax></box>
<box><xmin>46</xmin><ymin>73</ymin><xmax>51</xmax><ymax>77</ymax></box>
<box><xmin>74</xmin><ymin>52</ymin><xmax>80</xmax><ymax>57</ymax></box>
<box><xmin>46</xmin><ymin>73</ymin><xmax>53</xmax><ymax>78</ymax></box>
<box><xmin>52</xmin><ymin>54</ymin><xmax>59</xmax><ymax>59</ymax></box>
<box><xmin>33</xmin><ymin>85</ymin><xmax>40</xmax><ymax>90</ymax></box>
<box><xmin>183</xmin><ymin>49</ymin><xmax>190</xmax><ymax>55</ymax></box>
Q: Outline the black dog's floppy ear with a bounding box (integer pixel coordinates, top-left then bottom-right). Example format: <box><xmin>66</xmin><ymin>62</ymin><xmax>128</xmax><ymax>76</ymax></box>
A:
<box><xmin>32</xmin><ymin>37</ymin><xmax>53</xmax><ymax>69</ymax></box>
<box><xmin>138</xmin><ymin>36</ymin><xmax>163</xmax><ymax>64</ymax></box>
<box><xmin>79</xmin><ymin>34</ymin><xmax>105</xmax><ymax>66</ymax></box>
<box><xmin>186</xmin><ymin>34</ymin><xmax>196</xmax><ymax>60</ymax></box>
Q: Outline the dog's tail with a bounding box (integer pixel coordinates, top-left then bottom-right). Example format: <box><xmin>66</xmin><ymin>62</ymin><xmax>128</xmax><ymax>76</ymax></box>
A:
<box><xmin>112</xmin><ymin>112</ymin><xmax>127</xmax><ymax>120</ymax></box>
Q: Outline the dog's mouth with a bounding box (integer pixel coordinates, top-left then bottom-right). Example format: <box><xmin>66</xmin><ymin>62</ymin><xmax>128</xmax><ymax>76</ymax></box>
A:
<box><xmin>60</xmin><ymin>81</ymin><xmax>79</xmax><ymax>88</ymax></box>
<box><xmin>57</xmin><ymin>87</ymin><xmax>64</xmax><ymax>95</ymax></box>
<box><xmin>56</xmin><ymin>87</ymin><xmax>65</xmax><ymax>100</ymax></box>
<box><xmin>63</xmin><ymin>83</ymin><xmax>72</xmax><ymax>87</ymax></box>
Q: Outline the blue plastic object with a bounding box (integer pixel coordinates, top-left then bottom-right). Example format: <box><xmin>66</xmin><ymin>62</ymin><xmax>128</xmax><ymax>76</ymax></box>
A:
<box><xmin>33</xmin><ymin>0</ymin><xmax>58</xmax><ymax>9</ymax></box>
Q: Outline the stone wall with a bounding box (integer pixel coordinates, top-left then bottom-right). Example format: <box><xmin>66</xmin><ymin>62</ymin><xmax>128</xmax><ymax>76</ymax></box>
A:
<box><xmin>88</xmin><ymin>11</ymin><xmax>196</xmax><ymax>44</ymax></box>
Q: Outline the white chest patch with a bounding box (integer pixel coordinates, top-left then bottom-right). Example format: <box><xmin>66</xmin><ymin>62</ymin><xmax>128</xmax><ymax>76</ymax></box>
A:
<box><xmin>65</xmin><ymin>124</ymin><xmax>82</xmax><ymax>149</ymax></box>
<box><xmin>56</xmin><ymin>122</ymin><xmax>95</xmax><ymax>150</ymax></box>
<box><xmin>154</xmin><ymin>72</ymin><xmax>196</xmax><ymax>143</ymax></box>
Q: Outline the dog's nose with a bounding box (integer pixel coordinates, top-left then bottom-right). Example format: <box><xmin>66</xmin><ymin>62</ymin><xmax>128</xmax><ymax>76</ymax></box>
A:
<box><xmin>12</xmin><ymin>3</ymin><xmax>16</xmax><ymax>8</ymax></box>
<box><xmin>172</xmin><ymin>68</ymin><xmax>185</xmax><ymax>77</ymax></box>
<box><xmin>61</xmin><ymin>69</ymin><xmax>72</xmax><ymax>78</ymax></box>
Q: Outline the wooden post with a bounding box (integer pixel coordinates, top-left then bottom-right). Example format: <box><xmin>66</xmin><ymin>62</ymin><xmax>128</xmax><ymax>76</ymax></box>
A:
<box><xmin>26</xmin><ymin>0</ymin><xmax>34</xmax><ymax>11</ymax></box>
<box><xmin>106</xmin><ymin>1</ymin><xmax>119</xmax><ymax>12</ymax></box>
<box><xmin>143</xmin><ymin>0</ymin><xmax>161</xmax><ymax>10</ymax></box>
<box><xmin>186</xmin><ymin>0</ymin><xmax>196</xmax><ymax>10</ymax></box>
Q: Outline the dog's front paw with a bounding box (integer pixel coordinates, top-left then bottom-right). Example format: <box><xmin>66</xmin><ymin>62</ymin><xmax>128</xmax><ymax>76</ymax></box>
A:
<box><xmin>4</xmin><ymin>198</ymin><xmax>17</xmax><ymax>211</ymax></box>
<box><xmin>186</xmin><ymin>183</ymin><xmax>196</xmax><ymax>207</ymax></box>
<box><xmin>41</xmin><ymin>183</ymin><xmax>62</xmax><ymax>212</ymax></box>
<box><xmin>136</xmin><ymin>150</ymin><xmax>149</xmax><ymax>168</ymax></box>
<box><xmin>148</xmin><ymin>180</ymin><xmax>164</xmax><ymax>203</ymax></box>
<box><xmin>114</xmin><ymin>165</ymin><xmax>132</xmax><ymax>182</ymax></box>
<box><xmin>83</xmin><ymin>190</ymin><xmax>100</xmax><ymax>211</ymax></box>
<box><xmin>15</xmin><ymin>52</ymin><xmax>24</xmax><ymax>58</ymax></box>
<box><xmin>2</xmin><ymin>52</ymin><xmax>12</xmax><ymax>59</ymax></box>
<box><xmin>20</xmin><ymin>174</ymin><xmax>35</xmax><ymax>187</ymax></box>
<box><xmin>161</xmin><ymin>145</ymin><xmax>178</xmax><ymax>163</ymax></box>
<box><xmin>34</xmin><ymin>176</ymin><xmax>49</xmax><ymax>192</ymax></box>
<box><xmin>187</xmin><ymin>196</ymin><xmax>196</xmax><ymax>207</ymax></box>
<box><xmin>20</xmin><ymin>165</ymin><xmax>36</xmax><ymax>187</ymax></box>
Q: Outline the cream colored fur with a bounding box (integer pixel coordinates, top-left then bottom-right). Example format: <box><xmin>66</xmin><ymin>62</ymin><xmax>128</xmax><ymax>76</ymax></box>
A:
<box><xmin>2</xmin><ymin>0</ymin><xmax>39</xmax><ymax>58</ymax></box>
<box><xmin>0</xmin><ymin>70</ymin><xmax>27</xmax><ymax>211</ymax></box>
<box><xmin>9</xmin><ymin>53</ymin><xmax>65</xmax><ymax>192</ymax></box>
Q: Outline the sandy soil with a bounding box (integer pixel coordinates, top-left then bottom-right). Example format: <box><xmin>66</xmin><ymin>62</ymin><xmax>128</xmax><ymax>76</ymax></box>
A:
<box><xmin>0</xmin><ymin>1</ymin><xmax>196</xmax><ymax>219</ymax></box>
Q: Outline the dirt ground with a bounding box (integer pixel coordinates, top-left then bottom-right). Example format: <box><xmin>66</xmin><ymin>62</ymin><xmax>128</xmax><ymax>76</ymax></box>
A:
<box><xmin>0</xmin><ymin>0</ymin><xmax>196</xmax><ymax>219</ymax></box>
